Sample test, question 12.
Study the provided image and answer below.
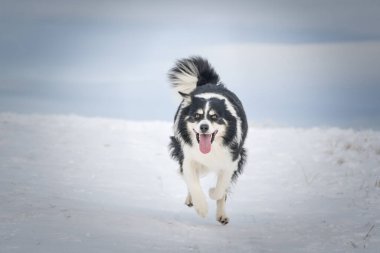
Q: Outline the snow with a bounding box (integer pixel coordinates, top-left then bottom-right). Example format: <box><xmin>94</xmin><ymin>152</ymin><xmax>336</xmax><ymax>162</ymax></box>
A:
<box><xmin>0</xmin><ymin>113</ymin><xmax>379</xmax><ymax>252</ymax></box>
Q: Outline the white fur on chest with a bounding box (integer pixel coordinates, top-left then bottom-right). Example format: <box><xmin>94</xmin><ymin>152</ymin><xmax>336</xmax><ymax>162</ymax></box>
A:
<box><xmin>183</xmin><ymin>143</ymin><xmax>234</xmax><ymax>173</ymax></box>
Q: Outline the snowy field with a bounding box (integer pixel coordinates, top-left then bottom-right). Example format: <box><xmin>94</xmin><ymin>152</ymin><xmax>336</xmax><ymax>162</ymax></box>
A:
<box><xmin>0</xmin><ymin>113</ymin><xmax>379</xmax><ymax>253</ymax></box>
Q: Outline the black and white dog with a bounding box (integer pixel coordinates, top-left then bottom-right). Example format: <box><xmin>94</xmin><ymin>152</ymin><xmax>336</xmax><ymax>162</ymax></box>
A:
<box><xmin>168</xmin><ymin>57</ymin><xmax>248</xmax><ymax>225</ymax></box>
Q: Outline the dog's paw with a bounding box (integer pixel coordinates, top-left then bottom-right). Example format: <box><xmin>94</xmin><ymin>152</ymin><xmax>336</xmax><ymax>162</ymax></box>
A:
<box><xmin>192</xmin><ymin>195</ymin><xmax>208</xmax><ymax>218</ymax></box>
<box><xmin>185</xmin><ymin>195</ymin><xmax>193</xmax><ymax>207</ymax></box>
<box><xmin>217</xmin><ymin>215</ymin><xmax>229</xmax><ymax>225</ymax></box>
<box><xmin>209</xmin><ymin>187</ymin><xmax>224</xmax><ymax>200</ymax></box>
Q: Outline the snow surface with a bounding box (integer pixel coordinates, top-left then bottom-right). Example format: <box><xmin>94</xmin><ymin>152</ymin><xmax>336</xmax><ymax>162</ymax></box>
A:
<box><xmin>0</xmin><ymin>113</ymin><xmax>379</xmax><ymax>253</ymax></box>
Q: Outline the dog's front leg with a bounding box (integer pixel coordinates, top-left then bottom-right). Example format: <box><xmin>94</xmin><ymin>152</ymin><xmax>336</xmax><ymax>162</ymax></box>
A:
<box><xmin>216</xmin><ymin>194</ymin><xmax>229</xmax><ymax>225</ymax></box>
<box><xmin>183</xmin><ymin>160</ymin><xmax>208</xmax><ymax>217</ymax></box>
<box><xmin>209</xmin><ymin>168</ymin><xmax>235</xmax><ymax>200</ymax></box>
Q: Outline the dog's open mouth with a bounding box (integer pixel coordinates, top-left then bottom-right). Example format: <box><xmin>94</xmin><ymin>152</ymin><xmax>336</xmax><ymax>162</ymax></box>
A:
<box><xmin>193</xmin><ymin>129</ymin><xmax>218</xmax><ymax>154</ymax></box>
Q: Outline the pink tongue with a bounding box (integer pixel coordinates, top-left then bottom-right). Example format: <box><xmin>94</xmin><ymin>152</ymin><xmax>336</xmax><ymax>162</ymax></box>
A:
<box><xmin>199</xmin><ymin>134</ymin><xmax>212</xmax><ymax>154</ymax></box>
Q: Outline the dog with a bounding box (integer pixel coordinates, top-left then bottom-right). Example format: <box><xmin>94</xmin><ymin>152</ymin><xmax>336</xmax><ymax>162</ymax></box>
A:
<box><xmin>168</xmin><ymin>56</ymin><xmax>248</xmax><ymax>225</ymax></box>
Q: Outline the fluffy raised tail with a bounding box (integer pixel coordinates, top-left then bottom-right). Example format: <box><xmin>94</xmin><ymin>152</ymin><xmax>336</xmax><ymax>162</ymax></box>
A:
<box><xmin>168</xmin><ymin>56</ymin><xmax>220</xmax><ymax>96</ymax></box>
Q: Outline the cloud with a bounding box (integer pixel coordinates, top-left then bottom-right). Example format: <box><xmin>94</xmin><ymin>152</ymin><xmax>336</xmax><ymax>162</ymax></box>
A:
<box><xmin>194</xmin><ymin>41</ymin><xmax>380</xmax><ymax>127</ymax></box>
<box><xmin>198</xmin><ymin>41</ymin><xmax>380</xmax><ymax>89</ymax></box>
<box><xmin>1</xmin><ymin>0</ymin><xmax>380</xmax><ymax>42</ymax></box>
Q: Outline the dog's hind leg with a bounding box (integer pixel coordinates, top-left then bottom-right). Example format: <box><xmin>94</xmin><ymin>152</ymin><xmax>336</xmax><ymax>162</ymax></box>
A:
<box><xmin>216</xmin><ymin>194</ymin><xmax>229</xmax><ymax>225</ymax></box>
<box><xmin>185</xmin><ymin>192</ymin><xmax>193</xmax><ymax>207</ymax></box>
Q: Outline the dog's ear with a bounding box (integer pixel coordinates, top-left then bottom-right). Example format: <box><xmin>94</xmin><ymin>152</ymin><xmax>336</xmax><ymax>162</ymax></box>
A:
<box><xmin>179</xmin><ymin>92</ymin><xmax>191</xmax><ymax>103</ymax></box>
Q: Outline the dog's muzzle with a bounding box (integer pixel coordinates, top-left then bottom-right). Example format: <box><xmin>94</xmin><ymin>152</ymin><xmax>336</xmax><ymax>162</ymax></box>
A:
<box><xmin>193</xmin><ymin>129</ymin><xmax>218</xmax><ymax>154</ymax></box>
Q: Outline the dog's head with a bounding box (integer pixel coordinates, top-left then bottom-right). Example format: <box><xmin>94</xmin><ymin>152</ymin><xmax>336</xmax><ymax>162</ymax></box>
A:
<box><xmin>184</xmin><ymin>95</ymin><xmax>228</xmax><ymax>154</ymax></box>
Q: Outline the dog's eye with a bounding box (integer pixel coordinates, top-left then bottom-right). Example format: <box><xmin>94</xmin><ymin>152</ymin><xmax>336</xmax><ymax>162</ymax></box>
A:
<box><xmin>210</xmin><ymin>114</ymin><xmax>218</xmax><ymax>120</ymax></box>
<box><xmin>194</xmin><ymin>113</ymin><xmax>202</xmax><ymax>119</ymax></box>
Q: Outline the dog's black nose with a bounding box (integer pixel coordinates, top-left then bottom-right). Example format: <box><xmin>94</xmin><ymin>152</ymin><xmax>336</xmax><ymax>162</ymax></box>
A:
<box><xmin>200</xmin><ymin>124</ymin><xmax>209</xmax><ymax>133</ymax></box>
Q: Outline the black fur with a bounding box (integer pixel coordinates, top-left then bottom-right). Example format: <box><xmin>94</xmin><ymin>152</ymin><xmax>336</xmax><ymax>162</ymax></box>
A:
<box><xmin>233</xmin><ymin>147</ymin><xmax>247</xmax><ymax>182</ymax></box>
<box><xmin>169</xmin><ymin>136</ymin><xmax>184</xmax><ymax>172</ymax></box>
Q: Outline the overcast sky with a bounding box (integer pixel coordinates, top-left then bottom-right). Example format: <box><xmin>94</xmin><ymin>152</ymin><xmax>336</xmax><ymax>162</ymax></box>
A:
<box><xmin>1</xmin><ymin>0</ymin><xmax>380</xmax><ymax>128</ymax></box>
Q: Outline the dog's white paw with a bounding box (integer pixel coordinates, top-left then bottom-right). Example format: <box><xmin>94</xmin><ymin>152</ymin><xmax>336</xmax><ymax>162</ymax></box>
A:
<box><xmin>192</xmin><ymin>194</ymin><xmax>208</xmax><ymax>218</ymax></box>
<box><xmin>185</xmin><ymin>194</ymin><xmax>193</xmax><ymax>207</ymax></box>
<box><xmin>217</xmin><ymin>214</ymin><xmax>229</xmax><ymax>225</ymax></box>
<box><xmin>209</xmin><ymin>187</ymin><xmax>224</xmax><ymax>200</ymax></box>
